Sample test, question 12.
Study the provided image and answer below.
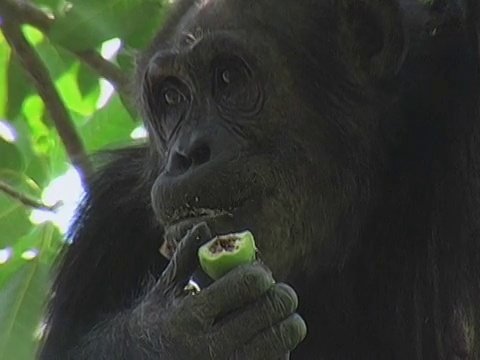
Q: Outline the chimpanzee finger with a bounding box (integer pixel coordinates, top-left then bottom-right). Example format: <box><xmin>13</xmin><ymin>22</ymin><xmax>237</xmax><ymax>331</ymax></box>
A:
<box><xmin>190</xmin><ymin>263</ymin><xmax>274</xmax><ymax>319</ymax></box>
<box><xmin>159</xmin><ymin>222</ymin><xmax>212</xmax><ymax>297</ymax></box>
<box><xmin>234</xmin><ymin>314</ymin><xmax>307</xmax><ymax>359</ymax></box>
<box><xmin>216</xmin><ymin>283</ymin><xmax>298</xmax><ymax>350</ymax></box>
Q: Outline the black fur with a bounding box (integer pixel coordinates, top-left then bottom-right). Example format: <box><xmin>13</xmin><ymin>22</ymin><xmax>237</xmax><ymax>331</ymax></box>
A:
<box><xmin>40</xmin><ymin>0</ymin><xmax>480</xmax><ymax>359</ymax></box>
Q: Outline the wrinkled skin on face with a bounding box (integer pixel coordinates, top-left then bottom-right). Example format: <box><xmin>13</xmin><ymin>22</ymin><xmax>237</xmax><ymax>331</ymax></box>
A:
<box><xmin>143</xmin><ymin>0</ymin><xmax>377</xmax><ymax>280</ymax></box>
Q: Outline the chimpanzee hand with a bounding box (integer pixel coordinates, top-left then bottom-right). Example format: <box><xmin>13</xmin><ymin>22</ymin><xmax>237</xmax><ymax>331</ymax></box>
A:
<box><xmin>133</xmin><ymin>222</ymin><xmax>307</xmax><ymax>359</ymax></box>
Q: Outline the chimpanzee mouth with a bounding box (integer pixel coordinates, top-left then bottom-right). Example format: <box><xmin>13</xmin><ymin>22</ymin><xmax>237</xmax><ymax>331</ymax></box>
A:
<box><xmin>160</xmin><ymin>207</ymin><xmax>237</xmax><ymax>259</ymax></box>
<box><xmin>168</xmin><ymin>207</ymin><xmax>234</xmax><ymax>226</ymax></box>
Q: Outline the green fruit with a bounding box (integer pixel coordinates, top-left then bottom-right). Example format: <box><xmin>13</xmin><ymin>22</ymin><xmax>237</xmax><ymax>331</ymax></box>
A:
<box><xmin>198</xmin><ymin>231</ymin><xmax>256</xmax><ymax>280</ymax></box>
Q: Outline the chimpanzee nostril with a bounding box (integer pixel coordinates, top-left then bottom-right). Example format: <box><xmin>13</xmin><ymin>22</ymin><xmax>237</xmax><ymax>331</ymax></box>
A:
<box><xmin>170</xmin><ymin>152</ymin><xmax>192</xmax><ymax>173</ymax></box>
<box><xmin>190</xmin><ymin>143</ymin><xmax>211</xmax><ymax>166</ymax></box>
<box><xmin>166</xmin><ymin>142</ymin><xmax>212</xmax><ymax>175</ymax></box>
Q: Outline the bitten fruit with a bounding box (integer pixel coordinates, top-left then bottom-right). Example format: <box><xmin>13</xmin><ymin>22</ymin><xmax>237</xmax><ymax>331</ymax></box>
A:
<box><xmin>198</xmin><ymin>230</ymin><xmax>256</xmax><ymax>280</ymax></box>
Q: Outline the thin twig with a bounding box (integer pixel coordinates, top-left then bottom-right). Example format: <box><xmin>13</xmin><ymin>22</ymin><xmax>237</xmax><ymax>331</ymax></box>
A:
<box><xmin>1</xmin><ymin>20</ymin><xmax>93</xmax><ymax>185</ymax></box>
<box><xmin>0</xmin><ymin>0</ymin><xmax>131</xmax><ymax>94</ymax></box>
<box><xmin>0</xmin><ymin>180</ymin><xmax>61</xmax><ymax>212</ymax></box>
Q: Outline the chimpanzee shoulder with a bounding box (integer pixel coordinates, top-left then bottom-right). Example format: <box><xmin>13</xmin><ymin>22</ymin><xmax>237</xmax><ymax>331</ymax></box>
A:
<box><xmin>39</xmin><ymin>147</ymin><xmax>167</xmax><ymax>358</ymax></box>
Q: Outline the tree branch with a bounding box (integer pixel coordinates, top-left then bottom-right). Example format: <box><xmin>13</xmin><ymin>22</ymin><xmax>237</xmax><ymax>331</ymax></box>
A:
<box><xmin>0</xmin><ymin>0</ymin><xmax>54</xmax><ymax>31</ymax></box>
<box><xmin>0</xmin><ymin>0</ymin><xmax>131</xmax><ymax>94</ymax></box>
<box><xmin>1</xmin><ymin>20</ymin><xmax>93</xmax><ymax>186</ymax></box>
<box><xmin>75</xmin><ymin>50</ymin><xmax>131</xmax><ymax>92</ymax></box>
<box><xmin>0</xmin><ymin>180</ymin><xmax>61</xmax><ymax>212</ymax></box>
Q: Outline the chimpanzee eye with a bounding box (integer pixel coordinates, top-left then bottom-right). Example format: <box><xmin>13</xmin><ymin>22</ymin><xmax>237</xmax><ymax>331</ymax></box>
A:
<box><xmin>148</xmin><ymin>77</ymin><xmax>191</xmax><ymax>140</ymax></box>
<box><xmin>221</xmin><ymin>69</ymin><xmax>232</xmax><ymax>84</ymax></box>
<box><xmin>163</xmin><ymin>88</ymin><xmax>185</xmax><ymax>106</ymax></box>
<box><xmin>212</xmin><ymin>55</ymin><xmax>261</xmax><ymax>113</ymax></box>
<box><xmin>215</xmin><ymin>60</ymin><xmax>246</xmax><ymax>92</ymax></box>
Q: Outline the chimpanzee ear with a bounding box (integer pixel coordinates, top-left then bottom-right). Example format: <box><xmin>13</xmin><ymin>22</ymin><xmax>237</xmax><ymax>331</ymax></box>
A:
<box><xmin>337</xmin><ymin>0</ymin><xmax>408</xmax><ymax>82</ymax></box>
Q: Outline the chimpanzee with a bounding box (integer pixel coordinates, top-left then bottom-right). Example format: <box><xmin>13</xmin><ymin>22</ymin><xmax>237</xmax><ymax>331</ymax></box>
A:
<box><xmin>39</xmin><ymin>0</ymin><xmax>480</xmax><ymax>359</ymax></box>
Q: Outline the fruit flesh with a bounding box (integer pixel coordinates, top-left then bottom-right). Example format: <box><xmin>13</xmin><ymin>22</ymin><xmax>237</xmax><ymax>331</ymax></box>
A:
<box><xmin>209</xmin><ymin>236</ymin><xmax>238</xmax><ymax>253</ymax></box>
<box><xmin>198</xmin><ymin>231</ymin><xmax>256</xmax><ymax>280</ymax></box>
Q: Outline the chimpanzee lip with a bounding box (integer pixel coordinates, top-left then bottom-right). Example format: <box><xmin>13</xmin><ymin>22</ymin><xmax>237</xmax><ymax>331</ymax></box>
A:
<box><xmin>168</xmin><ymin>207</ymin><xmax>234</xmax><ymax>226</ymax></box>
<box><xmin>160</xmin><ymin>196</ymin><xmax>259</xmax><ymax>259</ymax></box>
<box><xmin>160</xmin><ymin>207</ymin><xmax>237</xmax><ymax>259</ymax></box>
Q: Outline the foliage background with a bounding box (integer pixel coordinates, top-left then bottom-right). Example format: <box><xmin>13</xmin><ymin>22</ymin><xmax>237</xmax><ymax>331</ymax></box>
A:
<box><xmin>0</xmin><ymin>0</ymin><xmax>169</xmax><ymax>358</ymax></box>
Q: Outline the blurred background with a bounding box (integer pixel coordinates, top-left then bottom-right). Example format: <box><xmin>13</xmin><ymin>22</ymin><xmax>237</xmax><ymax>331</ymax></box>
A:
<box><xmin>0</xmin><ymin>0</ymin><xmax>171</xmax><ymax>358</ymax></box>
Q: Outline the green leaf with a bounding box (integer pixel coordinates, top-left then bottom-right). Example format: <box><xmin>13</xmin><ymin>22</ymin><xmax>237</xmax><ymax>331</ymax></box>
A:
<box><xmin>80</xmin><ymin>95</ymin><xmax>138</xmax><ymax>151</ymax></box>
<box><xmin>0</xmin><ymin>193</ymin><xmax>33</xmax><ymax>248</ymax></box>
<box><xmin>45</xmin><ymin>132</ymin><xmax>69</xmax><ymax>179</ymax></box>
<box><xmin>7</xmin><ymin>119</ymin><xmax>53</xmax><ymax>187</ymax></box>
<box><xmin>6</xmin><ymin>58</ymin><xmax>33</xmax><ymax>121</ymax></box>
<box><xmin>55</xmin><ymin>65</ymin><xmax>98</xmax><ymax>116</ymax></box>
<box><xmin>22</xmin><ymin>26</ymin><xmax>44</xmax><ymax>47</ymax></box>
<box><xmin>0</xmin><ymin>39</ymin><xmax>10</xmax><ymax>117</ymax></box>
<box><xmin>122</xmin><ymin>1</ymin><xmax>170</xmax><ymax>49</ymax></box>
<box><xmin>21</xmin><ymin>95</ymin><xmax>56</xmax><ymax>157</ymax></box>
<box><xmin>25</xmin><ymin>155</ymin><xmax>51</xmax><ymax>189</ymax></box>
<box><xmin>77</xmin><ymin>64</ymin><xmax>100</xmax><ymax>99</ymax></box>
<box><xmin>49</xmin><ymin>0</ymin><xmax>167</xmax><ymax>51</ymax></box>
<box><xmin>0</xmin><ymin>260</ymin><xmax>49</xmax><ymax>360</ymax></box>
<box><xmin>35</xmin><ymin>39</ymin><xmax>76</xmax><ymax>80</ymax></box>
<box><xmin>0</xmin><ymin>139</ymin><xmax>25</xmax><ymax>174</ymax></box>
<box><xmin>0</xmin><ymin>226</ymin><xmax>63</xmax><ymax>359</ymax></box>
<box><xmin>0</xmin><ymin>223</ymin><xmax>63</xmax><ymax>289</ymax></box>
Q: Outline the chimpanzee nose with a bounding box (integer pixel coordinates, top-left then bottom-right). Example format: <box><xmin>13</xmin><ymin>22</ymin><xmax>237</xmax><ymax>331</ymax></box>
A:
<box><xmin>163</xmin><ymin>123</ymin><xmax>242</xmax><ymax>177</ymax></box>
<box><xmin>166</xmin><ymin>139</ymin><xmax>212</xmax><ymax>176</ymax></box>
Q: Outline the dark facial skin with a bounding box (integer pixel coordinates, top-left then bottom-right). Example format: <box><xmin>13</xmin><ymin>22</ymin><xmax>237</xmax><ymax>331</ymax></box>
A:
<box><xmin>145</xmin><ymin>0</ymin><xmax>368</xmax><ymax>280</ymax></box>
<box><xmin>39</xmin><ymin>1</ymin><xmax>480</xmax><ymax>359</ymax></box>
